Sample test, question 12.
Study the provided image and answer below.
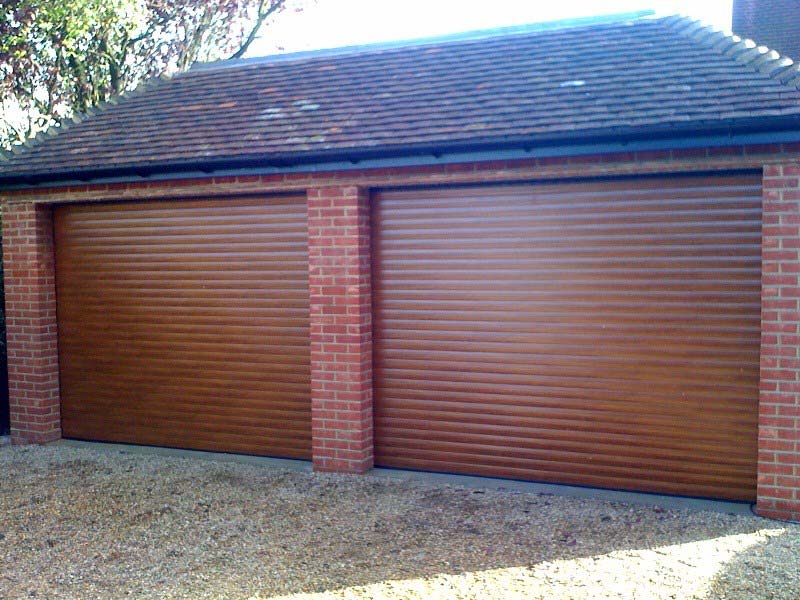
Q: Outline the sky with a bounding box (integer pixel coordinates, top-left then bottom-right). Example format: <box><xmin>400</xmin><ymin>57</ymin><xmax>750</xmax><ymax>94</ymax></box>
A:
<box><xmin>248</xmin><ymin>0</ymin><xmax>734</xmax><ymax>57</ymax></box>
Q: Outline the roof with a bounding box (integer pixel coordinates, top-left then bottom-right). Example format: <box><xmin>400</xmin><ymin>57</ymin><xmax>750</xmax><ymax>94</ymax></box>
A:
<box><xmin>3</xmin><ymin>12</ymin><xmax>800</xmax><ymax>185</ymax></box>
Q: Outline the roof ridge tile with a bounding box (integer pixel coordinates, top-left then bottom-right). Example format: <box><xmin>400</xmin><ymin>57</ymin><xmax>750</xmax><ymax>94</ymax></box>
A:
<box><xmin>188</xmin><ymin>11</ymin><xmax>658</xmax><ymax>74</ymax></box>
<box><xmin>658</xmin><ymin>15</ymin><xmax>685</xmax><ymax>27</ymax></box>
<box><xmin>777</xmin><ymin>63</ymin><xmax>800</xmax><ymax>83</ymax></box>
<box><xmin>663</xmin><ymin>15</ymin><xmax>800</xmax><ymax>92</ymax></box>
<box><xmin>710</xmin><ymin>35</ymin><xmax>740</xmax><ymax>52</ymax></box>
<box><xmin>675</xmin><ymin>19</ymin><xmax>708</xmax><ymax>36</ymax></box>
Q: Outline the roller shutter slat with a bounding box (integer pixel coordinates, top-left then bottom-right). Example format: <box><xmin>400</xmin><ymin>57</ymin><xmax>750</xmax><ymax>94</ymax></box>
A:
<box><xmin>56</xmin><ymin>195</ymin><xmax>311</xmax><ymax>459</ymax></box>
<box><xmin>373</xmin><ymin>174</ymin><xmax>760</xmax><ymax>500</ymax></box>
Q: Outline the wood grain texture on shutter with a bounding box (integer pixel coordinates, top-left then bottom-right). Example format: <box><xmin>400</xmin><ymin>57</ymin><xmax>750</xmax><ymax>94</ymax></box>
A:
<box><xmin>373</xmin><ymin>174</ymin><xmax>761</xmax><ymax>501</ymax></box>
<box><xmin>55</xmin><ymin>195</ymin><xmax>310</xmax><ymax>459</ymax></box>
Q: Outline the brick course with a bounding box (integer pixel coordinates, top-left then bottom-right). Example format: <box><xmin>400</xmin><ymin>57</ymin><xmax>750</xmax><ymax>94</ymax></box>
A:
<box><xmin>2</xmin><ymin>203</ymin><xmax>60</xmax><ymax>444</ymax></box>
<box><xmin>307</xmin><ymin>186</ymin><xmax>373</xmax><ymax>473</ymax></box>
<box><xmin>2</xmin><ymin>149</ymin><xmax>800</xmax><ymax>521</ymax></box>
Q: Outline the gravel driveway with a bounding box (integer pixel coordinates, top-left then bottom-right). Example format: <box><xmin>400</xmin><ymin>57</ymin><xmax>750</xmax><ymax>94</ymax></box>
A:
<box><xmin>1</xmin><ymin>444</ymin><xmax>798</xmax><ymax>599</ymax></box>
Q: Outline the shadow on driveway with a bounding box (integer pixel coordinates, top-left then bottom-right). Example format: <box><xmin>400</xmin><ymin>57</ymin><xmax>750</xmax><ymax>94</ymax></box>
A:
<box><xmin>0</xmin><ymin>444</ymin><xmax>797</xmax><ymax>599</ymax></box>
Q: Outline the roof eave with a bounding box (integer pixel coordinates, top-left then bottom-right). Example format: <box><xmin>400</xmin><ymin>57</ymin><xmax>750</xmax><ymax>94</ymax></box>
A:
<box><xmin>3</xmin><ymin>116</ymin><xmax>800</xmax><ymax>189</ymax></box>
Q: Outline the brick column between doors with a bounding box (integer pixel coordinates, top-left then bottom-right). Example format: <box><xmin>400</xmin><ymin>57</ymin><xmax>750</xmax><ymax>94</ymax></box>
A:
<box><xmin>2</xmin><ymin>202</ymin><xmax>61</xmax><ymax>444</ymax></box>
<box><xmin>759</xmin><ymin>164</ymin><xmax>800</xmax><ymax>522</ymax></box>
<box><xmin>307</xmin><ymin>186</ymin><xmax>373</xmax><ymax>473</ymax></box>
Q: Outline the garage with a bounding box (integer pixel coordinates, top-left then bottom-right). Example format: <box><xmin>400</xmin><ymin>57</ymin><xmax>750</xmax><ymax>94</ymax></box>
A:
<box><xmin>54</xmin><ymin>195</ymin><xmax>311</xmax><ymax>458</ymax></box>
<box><xmin>373</xmin><ymin>173</ymin><xmax>761</xmax><ymax>501</ymax></box>
<box><xmin>4</xmin><ymin>13</ymin><xmax>800</xmax><ymax>518</ymax></box>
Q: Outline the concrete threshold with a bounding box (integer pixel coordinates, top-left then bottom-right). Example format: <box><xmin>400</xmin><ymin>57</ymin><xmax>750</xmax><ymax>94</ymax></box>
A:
<box><xmin>58</xmin><ymin>439</ymin><xmax>312</xmax><ymax>472</ymax></box>
<box><xmin>59</xmin><ymin>439</ymin><xmax>753</xmax><ymax>517</ymax></box>
<box><xmin>373</xmin><ymin>467</ymin><xmax>754</xmax><ymax>516</ymax></box>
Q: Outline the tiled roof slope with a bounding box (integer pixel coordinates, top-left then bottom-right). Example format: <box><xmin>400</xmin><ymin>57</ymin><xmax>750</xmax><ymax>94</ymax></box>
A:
<box><xmin>3</xmin><ymin>14</ymin><xmax>800</xmax><ymax>183</ymax></box>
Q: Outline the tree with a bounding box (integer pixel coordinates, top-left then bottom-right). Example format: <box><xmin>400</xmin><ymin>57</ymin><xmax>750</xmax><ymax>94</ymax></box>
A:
<box><xmin>0</xmin><ymin>0</ymin><xmax>294</xmax><ymax>148</ymax></box>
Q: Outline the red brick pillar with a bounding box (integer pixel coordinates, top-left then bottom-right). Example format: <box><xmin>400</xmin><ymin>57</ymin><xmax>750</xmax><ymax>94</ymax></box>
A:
<box><xmin>307</xmin><ymin>186</ymin><xmax>373</xmax><ymax>473</ymax></box>
<box><xmin>759</xmin><ymin>164</ymin><xmax>800</xmax><ymax>521</ymax></box>
<box><xmin>2</xmin><ymin>202</ymin><xmax>61</xmax><ymax>444</ymax></box>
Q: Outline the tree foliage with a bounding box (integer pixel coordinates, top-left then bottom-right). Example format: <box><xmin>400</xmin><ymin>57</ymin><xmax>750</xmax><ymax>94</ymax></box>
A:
<box><xmin>0</xmin><ymin>0</ymin><xmax>292</xmax><ymax>147</ymax></box>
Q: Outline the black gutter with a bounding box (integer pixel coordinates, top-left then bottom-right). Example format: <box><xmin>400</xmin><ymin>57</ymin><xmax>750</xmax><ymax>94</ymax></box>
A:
<box><xmin>3</xmin><ymin>116</ymin><xmax>800</xmax><ymax>189</ymax></box>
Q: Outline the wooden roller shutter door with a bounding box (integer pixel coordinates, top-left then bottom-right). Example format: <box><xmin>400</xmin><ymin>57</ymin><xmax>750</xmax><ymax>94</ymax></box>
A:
<box><xmin>373</xmin><ymin>173</ymin><xmax>761</xmax><ymax>501</ymax></box>
<box><xmin>55</xmin><ymin>195</ymin><xmax>310</xmax><ymax>458</ymax></box>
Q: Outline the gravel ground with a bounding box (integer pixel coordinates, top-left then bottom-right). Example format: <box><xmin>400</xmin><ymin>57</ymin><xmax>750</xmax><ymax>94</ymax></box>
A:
<box><xmin>0</xmin><ymin>444</ymin><xmax>798</xmax><ymax>600</ymax></box>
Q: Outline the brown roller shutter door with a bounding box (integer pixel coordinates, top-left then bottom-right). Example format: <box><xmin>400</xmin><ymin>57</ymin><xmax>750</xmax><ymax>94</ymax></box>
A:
<box><xmin>55</xmin><ymin>195</ymin><xmax>310</xmax><ymax>458</ymax></box>
<box><xmin>373</xmin><ymin>174</ymin><xmax>761</xmax><ymax>501</ymax></box>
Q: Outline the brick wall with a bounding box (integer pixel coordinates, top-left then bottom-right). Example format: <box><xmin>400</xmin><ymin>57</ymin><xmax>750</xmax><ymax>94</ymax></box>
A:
<box><xmin>307</xmin><ymin>186</ymin><xmax>373</xmax><ymax>473</ymax></box>
<box><xmin>3</xmin><ymin>148</ymin><xmax>800</xmax><ymax>521</ymax></box>
<box><xmin>733</xmin><ymin>0</ymin><xmax>800</xmax><ymax>61</ymax></box>
<box><xmin>1</xmin><ymin>203</ymin><xmax>60</xmax><ymax>444</ymax></box>
<box><xmin>759</xmin><ymin>164</ymin><xmax>800</xmax><ymax>521</ymax></box>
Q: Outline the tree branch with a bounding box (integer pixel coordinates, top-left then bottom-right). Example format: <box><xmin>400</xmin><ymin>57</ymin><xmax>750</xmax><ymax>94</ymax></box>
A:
<box><xmin>227</xmin><ymin>0</ymin><xmax>284</xmax><ymax>61</ymax></box>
